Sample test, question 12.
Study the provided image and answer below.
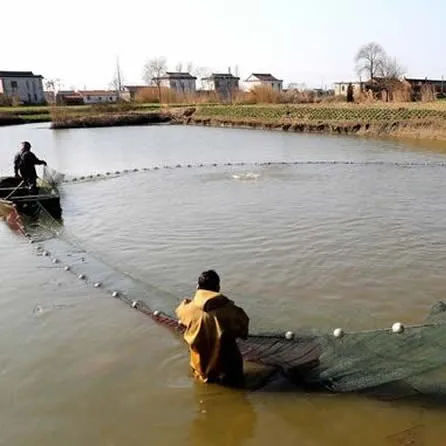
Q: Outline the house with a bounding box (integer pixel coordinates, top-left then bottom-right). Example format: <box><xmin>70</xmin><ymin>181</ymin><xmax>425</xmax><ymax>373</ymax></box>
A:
<box><xmin>201</xmin><ymin>73</ymin><xmax>240</xmax><ymax>101</ymax></box>
<box><xmin>56</xmin><ymin>91</ymin><xmax>84</xmax><ymax>106</ymax></box>
<box><xmin>122</xmin><ymin>85</ymin><xmax>146</xmax><ymax>102</ymax></box>
<box><xmin>78</xmin><ymin>90</ymin><xmax>119</xmax><ymax>104</ymax></box>
<box><xmin>0</xmin><ymin>70</ymin><xmax>45</xmax><ymax>104</ymax></box>
<box><xmin>153</xmin><ymin>72</ymin><xmax>197</xmax><ymax>94</ymax></box>
<box><xmin>244</xmin><ymin>73</ymin><xmax>283</xmax><ymax>92</ymax></box>
<box><xmin>404</xmin><ymin>77</ymin><xmax>446</xmax><ymax>98</ymax></box>
<box><xmin>55</xmin><ymin>90</ymin><xmax>118</xmax><ymax>105</ymax></box>
<box><xmin>334</xmin><ymin>82</ymin><xmax>362</xmax><ymax>96</ymax></box>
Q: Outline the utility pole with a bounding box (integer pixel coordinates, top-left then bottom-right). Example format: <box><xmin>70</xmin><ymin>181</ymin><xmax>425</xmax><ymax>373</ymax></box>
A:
<box><xmin>116</xmin><ymin>56</ymin><xmax>122</xmax><ymax>99</ymax></box>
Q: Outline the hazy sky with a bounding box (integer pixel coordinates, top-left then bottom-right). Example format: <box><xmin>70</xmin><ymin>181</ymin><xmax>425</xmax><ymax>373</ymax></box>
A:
<box><xmin>2</xmin><ymin>0</ymin><xmax>444</xmax><ymax>89</ymax></box>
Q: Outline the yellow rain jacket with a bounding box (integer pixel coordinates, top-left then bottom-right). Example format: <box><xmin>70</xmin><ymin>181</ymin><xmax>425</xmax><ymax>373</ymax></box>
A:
<box><xmin>176</xmin><ymin>289</ymin><xmax>249</xmax><ymax>386</ymax></box>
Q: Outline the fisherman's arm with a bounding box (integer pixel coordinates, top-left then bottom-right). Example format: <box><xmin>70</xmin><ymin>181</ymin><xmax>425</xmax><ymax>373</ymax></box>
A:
<box><xmin>234</xmin><ymin>306</ymin><xmax>250</xmax><ymax>340</ymax></box>
<box><xmin>175</xmin><ymin>298</ymin><xmax>192</xmax><ymax>326</ymax></box>
<box><xmin>14</xmin><ymin>155</ymin><xmax>20</xmax><ymax>177</ymax></box>
<box><xmin>30</xmin><ymin>153</ymin><xmax>47</xmax><ymax>166</ymax></box>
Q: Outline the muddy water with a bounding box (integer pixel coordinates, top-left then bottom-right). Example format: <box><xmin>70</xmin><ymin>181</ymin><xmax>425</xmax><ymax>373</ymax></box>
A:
<box><xmin>1</xmin><ymin>123</ymin><xmax>446</xmax><ymax>445</ymax></box>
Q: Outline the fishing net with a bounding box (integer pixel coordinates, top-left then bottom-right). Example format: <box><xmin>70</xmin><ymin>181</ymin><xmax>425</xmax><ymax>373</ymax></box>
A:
<box><xmin>14</xmin><ymin>165</ymin><xmax>446</xmax><ymax>398</ymax></box>
<box><xmin>26</xmin><ymin>226</ymin><xmax>446</xmax><ymax>397</ymax></box>
<box><xmin>41</xmin><ymin>166</ymin><xmax>65</xmax><ymax>188</ymax></box>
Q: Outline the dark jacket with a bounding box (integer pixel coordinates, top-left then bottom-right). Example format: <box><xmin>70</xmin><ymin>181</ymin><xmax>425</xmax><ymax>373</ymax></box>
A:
<box><xmin>14</xmin><ymin>151</ymin><xmax>46</xmax><ymax>183</ymax></box>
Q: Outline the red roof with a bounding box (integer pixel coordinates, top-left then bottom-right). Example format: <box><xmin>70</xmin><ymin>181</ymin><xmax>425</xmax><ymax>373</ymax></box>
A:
<box><xmin>78</xmin><ymin>90</ymin><xmax>117</xmax><ymax>96</ymax></box>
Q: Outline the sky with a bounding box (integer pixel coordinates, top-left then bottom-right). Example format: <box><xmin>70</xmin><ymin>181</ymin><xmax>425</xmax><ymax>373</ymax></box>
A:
<box><xmin>1</xmin><ymin>0</ymin><xmax>445</xmax><ymax>90</ymax></box>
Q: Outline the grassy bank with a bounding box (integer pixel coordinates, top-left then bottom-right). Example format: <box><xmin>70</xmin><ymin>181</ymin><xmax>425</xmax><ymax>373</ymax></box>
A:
<box><xmin>0</xmin><ymin>106</ymin><xmax>52</xmax><ymax>126</ymax></box>
<box><xmin>4</xmin><ymin>103</ymin><xmax>446</xmax><ymax>141</ymax></box>
<box><xmin>51</xmin><ymin>110</ymin><xmax>172</xmax><ymax>129</ymax></box>
<box><xmin>0</xmin><ymin>104</ymin><xmax>164</xmax><ymax>127</ymax></box>
<box><xmin>181</xmin><ymin>104</ymin><xmax>446</xmax><ymax>141</ymax></box>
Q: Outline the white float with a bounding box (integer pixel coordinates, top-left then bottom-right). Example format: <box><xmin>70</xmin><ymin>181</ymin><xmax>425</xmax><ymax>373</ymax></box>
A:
<box><xmin>392</xmin><ymin>322</ymin><xmax>404</xmax><ymax>333</ymax></box>
<box><xmin>333</xmin><ymin>328</ymin><xmax>344</xmax><ymax>338</ymax></box>
<box><xmin>285</xmin><ymin>331</ymin><xmax>294</xmax><ymax>340</ymax></box>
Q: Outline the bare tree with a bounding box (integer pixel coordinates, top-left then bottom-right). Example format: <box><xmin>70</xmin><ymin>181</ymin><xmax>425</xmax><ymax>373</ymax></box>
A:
<box><xmin>142</xmin><ymin>57</ymin><xmax>168</xmax><ymax>102</ymax></box>
<box><xmin>355</xmin><ymin>42</ymin><xmax>387</xmax><ymax>80</ymax></box>
<box><xmin>111</xmin><ymin>58</ymin><xmax>125</xmax><ymax>98</ymax></box>
<box><xmin>44</xmin><ymin>78</ymin><xmax>61</xmax><ymax>104</ymax></box>
<box><xmin>378</xmin><ymin>56</ymin><xmax>405</xmax><ymax>79</ymax></box>
<box><xmin>193</xmin><ymin>66</ymin><xmax>212</xmax><ymax>89</ymax></box>
<box><xmin>175</xmin><ymin>62</ymin><xmax>183</xmax><ymax>72</ymax></box>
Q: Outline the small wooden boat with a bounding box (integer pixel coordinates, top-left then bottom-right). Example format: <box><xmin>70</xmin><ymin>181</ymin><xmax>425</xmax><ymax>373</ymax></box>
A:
<box><xmin>0</xmin><ymin>176</ymin><xmax>62</xmax><ymax>221</ymax></box>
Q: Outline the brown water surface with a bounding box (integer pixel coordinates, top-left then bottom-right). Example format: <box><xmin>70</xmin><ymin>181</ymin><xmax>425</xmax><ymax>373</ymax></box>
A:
<box><xmin>1</xmin><ymin>124</ymin><xmax>446</xmax><ymax>445</ymax></box>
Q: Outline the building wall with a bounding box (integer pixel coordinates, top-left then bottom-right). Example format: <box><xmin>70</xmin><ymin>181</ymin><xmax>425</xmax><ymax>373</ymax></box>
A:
<box><xmin>334</xmin><ymin>83</ymin><xmax>362</xmax><ymax>96</ymax></box>
<box><xmin>0</xmin><ymin>76</ymin><xmax>45</xmax><ymax>104</ymax></box>
<box><xmin>82</xmin><ymin>94</ymin><xmax>118</xmax><ymax>104</ymax></box>
<box><xmin>245</xmin><ymin>79</ymin><xmax>283</xmax><ymax>92</ymax></box>
<box><xmin>202</xmin><ymin>78</ymin><xmax>239</xmax><ymax>94</ymax></box>
<box><xmin>159</xmin><ymin>78</ymin><xmax>196</xmax><ymax>93</ymax></box>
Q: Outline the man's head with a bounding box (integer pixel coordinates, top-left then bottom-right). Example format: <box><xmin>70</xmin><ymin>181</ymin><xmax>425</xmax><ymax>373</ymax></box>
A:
<box><xmin>197</xmin><ymin>270</ymin><xmax>220</xmax><ymax>292</ymax></box>
<box><xmin>21</xmin><ymin>141</ymin><xmax>31</xmax><ymax>152</ymax></box>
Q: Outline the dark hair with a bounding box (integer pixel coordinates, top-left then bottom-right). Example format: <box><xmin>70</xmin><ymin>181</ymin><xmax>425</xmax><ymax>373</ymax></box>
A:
<box><xmin>197</xmin><ymin>270</ymin><xmax>220</xmax><ymax>292</ymax></box>
<box><xmin>21</xmin><ymin>141</ymin><xmax>31</xmax><ymax>151</ymax></box>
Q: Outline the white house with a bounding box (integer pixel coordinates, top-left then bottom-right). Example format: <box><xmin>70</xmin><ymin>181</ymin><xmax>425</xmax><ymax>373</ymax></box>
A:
<box><xmin>244</xmin><ymin>73</ymin><xmax>283</xmax><ymax>92</ymax></box>
<box><xmin>78</xmin><ymin>90</ymin><xmax>119</xmax><ymax>104</ymax></box>
<box><xmin>0</xmin><ymin>70</ymin><xmax>45</xmax><ymax>104</ymax></box>
<box><xmin>334</xmin><ymin>81</ymin><xmax>362</xmax><ymax>96</ymax></box>
<box><xmin>201</xmin><ymin>73</ymin><xmax>240</xmax><ymax>101</ymax></box>
<box><xmin>154</xmin><ymin>72</ymin><xmax>197</xmax><ymax>94</ymax></box>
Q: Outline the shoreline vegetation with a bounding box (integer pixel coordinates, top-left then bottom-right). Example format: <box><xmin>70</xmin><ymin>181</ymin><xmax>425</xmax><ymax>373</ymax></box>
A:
<box><xmin>2</xmin><ymin>103</ymin><xmax>446</xmax><ymax>141</ymax></box>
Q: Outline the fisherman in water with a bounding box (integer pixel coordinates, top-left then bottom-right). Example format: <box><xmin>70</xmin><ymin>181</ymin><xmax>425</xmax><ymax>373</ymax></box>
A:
<box><xmin>176</xmin><ymin>270</ymin><xmax>249</xmax><ymax>387</ymax></box>
<box><xmin>14</xmin><ymin>141</ymin><xmax>47</xmax><ymax>194</ymax></box>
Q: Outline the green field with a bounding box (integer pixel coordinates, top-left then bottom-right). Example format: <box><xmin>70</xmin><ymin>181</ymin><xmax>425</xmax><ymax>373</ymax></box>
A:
<box><xmin>194</xmin><ymin>104</ymin><xmax>446</xmax><ymax>123</ymax></box>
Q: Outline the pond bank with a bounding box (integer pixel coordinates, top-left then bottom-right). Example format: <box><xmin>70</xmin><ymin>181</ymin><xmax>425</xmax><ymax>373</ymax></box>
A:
<box><xmin>51</xmin><ymin>111</ymin><xmax>171</xmax><ymax>129</ymax></box>
<box><xmin>177</xmin><ymin>105</ymin><xmax>446</xmax><ymax>141</ymax></box>
<box><xmin>3</xmin><ymin>103</ymin><xmax>446</xmax><ymax>142</ymax></box>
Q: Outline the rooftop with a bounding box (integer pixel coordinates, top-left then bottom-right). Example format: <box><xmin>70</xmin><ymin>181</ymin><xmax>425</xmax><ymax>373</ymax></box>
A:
<box><xmin>77</xmin><ymin>90</ymin><xmax>118</xmax><ymax>96</ymax></box>
<box><xmin>0</xmin><ymin>70</ymin><xmax>43</xmax><ymax>78</ymax></box>
<box><xmin>247</xmin><ymin>73</ymin><xmax>282</xmax><ymax>82</ymax></box>
<box><xmin>405</xmin><ymin>77</ymin><xmax>445</xmax><ymax>83</ymax></box>
<box><xmin>203</xmin><ymin>73</ymin><xmax>240</xmax><ymax>80</ymax></box>
<box><xmin>159</xmin><ymin>72</ymin><xmax>197</xmax><ymax>79</ymax></box>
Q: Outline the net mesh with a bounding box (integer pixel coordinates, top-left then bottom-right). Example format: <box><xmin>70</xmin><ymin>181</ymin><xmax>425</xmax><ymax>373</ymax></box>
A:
<box><xmin>15</xmin><ymin>167</ymin><xmax>446</xmax><ymax>397</ymax></box>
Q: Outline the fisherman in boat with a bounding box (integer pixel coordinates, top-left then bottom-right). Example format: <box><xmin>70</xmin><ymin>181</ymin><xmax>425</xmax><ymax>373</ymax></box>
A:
<box><xmin>14</xmin><ymin>141</ymin><xmax>47</xmax><ymax>194</ymax></box>
<box><xmin>176</xmin><ymin>270</ymin><xmax>249</xmax><ymax>387</ymax></box>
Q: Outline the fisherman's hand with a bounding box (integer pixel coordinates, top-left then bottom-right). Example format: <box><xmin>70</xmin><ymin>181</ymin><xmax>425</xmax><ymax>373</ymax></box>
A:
<box><xmin>42</xmin><ymin>161</ymin><xmax>47</xmax><ymax>166</ymax></box>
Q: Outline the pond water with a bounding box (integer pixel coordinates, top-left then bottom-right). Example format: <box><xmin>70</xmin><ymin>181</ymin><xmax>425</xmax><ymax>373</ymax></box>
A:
<box><xmin>1</xmin><ymin>123</ymin><xmax>446</xmax><ymax>445</ymax></box>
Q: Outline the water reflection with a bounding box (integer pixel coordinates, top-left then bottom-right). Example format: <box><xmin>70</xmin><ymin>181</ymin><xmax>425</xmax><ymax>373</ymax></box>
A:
<box><xmin>190</xmin><ymin>384</ymin><xmax>256</xmax><ymax>446</ymax></box>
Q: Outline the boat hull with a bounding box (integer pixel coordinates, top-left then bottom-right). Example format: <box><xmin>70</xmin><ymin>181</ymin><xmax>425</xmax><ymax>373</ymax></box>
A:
<box><xmin>0</xmin><ymin>176</ymin><xmax>62</xmax><ymax>220</ymax></box>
